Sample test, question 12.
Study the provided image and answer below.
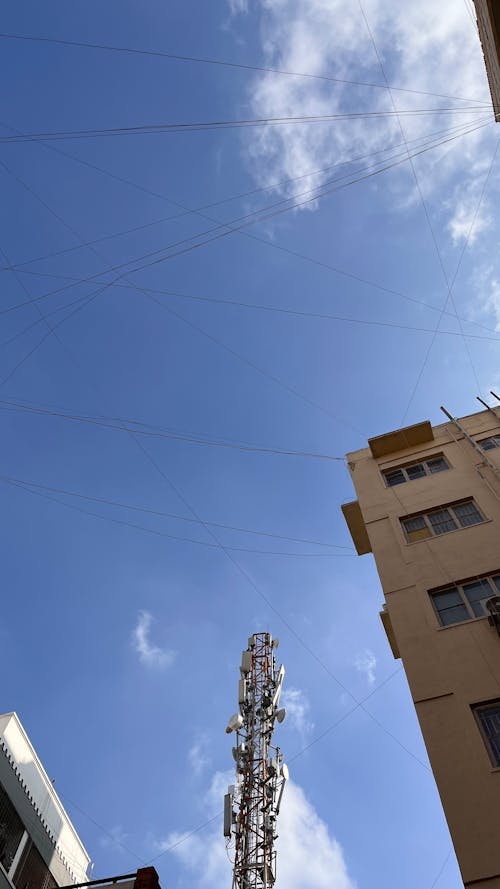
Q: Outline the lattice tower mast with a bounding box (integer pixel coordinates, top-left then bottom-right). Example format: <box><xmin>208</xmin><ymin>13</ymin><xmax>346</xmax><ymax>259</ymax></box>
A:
<box><xmin>224</xmin><ymin>632</ymin><xmax>288</xmax><ymax>889</ymax></box>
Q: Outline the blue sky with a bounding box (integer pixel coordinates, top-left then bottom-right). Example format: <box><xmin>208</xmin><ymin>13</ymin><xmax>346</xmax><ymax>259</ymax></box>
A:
<box><xmin>1</xmin><ymin>2</ymin><xmax>500</xmax><ymax>888</ymax></box>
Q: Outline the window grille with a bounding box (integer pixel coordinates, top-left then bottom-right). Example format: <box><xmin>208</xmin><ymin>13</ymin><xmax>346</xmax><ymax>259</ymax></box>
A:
<box><xmin>402</xmin><ymin>500</ymin><xmax>485</xmax><ymax>542</ymax></box>
<box><xmin>473</xmin><ymin>702</ymin><xmax>500</xmax><ymax>767</ymax></box>
<box><xmin>0</xmin><ymin>781</ymin><xmax>25</xmax><ymax>874</ymax></box>
<box><xmin>383</xmin><ymin>455</ymin><xmax>448</xmax><ymax>487</ymax></box>
<box><xmin>431</xmin><ymin>574</ymin><xmax>500</xmax><ymax>626</ymax></box>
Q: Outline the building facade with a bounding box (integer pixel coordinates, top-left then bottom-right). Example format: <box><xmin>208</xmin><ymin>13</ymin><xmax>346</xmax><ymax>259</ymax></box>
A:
<box><xmin>473</xmin><ymin>0</ymin><xmax>500</xmax><ymax>121</ymax></box>
<box><xmin>342</xmin><ymin>407</ymin><xmax>500</xmax><ymax>889</ymax></box>
<box><xmin>0</xmin><ymin>712</ymin><xmax>91</xmax><ymax>889</ymax></box>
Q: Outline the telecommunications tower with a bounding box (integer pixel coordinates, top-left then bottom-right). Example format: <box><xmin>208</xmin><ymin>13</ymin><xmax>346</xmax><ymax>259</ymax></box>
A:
<box><xmin>224</xmin><ymin>632</ymin><xmax>289</xmax><ymax>889</ymax></box>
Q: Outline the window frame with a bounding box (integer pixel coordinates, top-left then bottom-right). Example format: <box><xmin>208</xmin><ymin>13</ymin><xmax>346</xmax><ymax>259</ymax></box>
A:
<box><xmin>472</xmin><ymin>700</ymin><xmax>500</xmax><ymax>767</ymax></box>
<box><xmin>430</xmin><ymin>572</ymin><xmax>500</xmax><ymax>626</ymax></box>
<box><xmin>382</xmin><ymin>454</ymin><xmax>449</xmax><ymax>487</ymax></box>
<box><xmin>401</xmin><ymin>499</ymin><xmax>485</xmax><ymax>543</ymax></box>
<box><xmin>478</xmin><ymin>435</ymin><xmax>500</xmax><ymax>451</ymax></box>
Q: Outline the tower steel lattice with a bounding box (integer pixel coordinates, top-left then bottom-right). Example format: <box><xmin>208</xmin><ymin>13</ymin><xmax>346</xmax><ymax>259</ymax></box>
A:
<box><xmin>224</xmin><ymin>632</ymin><xmax>288</xmax><ymax>889</ymax></box>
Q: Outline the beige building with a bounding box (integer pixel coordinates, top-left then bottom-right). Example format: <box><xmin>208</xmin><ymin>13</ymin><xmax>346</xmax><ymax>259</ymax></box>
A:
<box><xmin>342</xmin><ymin>406</ymin><xmax>500</xmax><ymax>889</ymax></box>
<box><xmin>473</xmin><ymin>0</ymin><xmax>500</xmax><ymax>121</ymax></box>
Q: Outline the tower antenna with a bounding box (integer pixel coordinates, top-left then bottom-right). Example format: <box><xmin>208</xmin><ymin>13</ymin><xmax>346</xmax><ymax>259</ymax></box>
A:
<box><xmin>224</xmin><ymin>632</ymin><xmax>288</xmax><ymax>889</ymax></box>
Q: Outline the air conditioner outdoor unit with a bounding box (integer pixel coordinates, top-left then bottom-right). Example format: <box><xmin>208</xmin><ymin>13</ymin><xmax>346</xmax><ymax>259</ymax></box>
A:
<box><xmin>486</xmin><ymin>596</ymin><xmax>500</xmax><ymax>636</ymax></box>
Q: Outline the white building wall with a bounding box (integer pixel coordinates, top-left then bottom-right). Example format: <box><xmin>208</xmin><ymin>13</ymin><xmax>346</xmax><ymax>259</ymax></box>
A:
<box><xmin>0</xmin><ymin>712</ymin><xmax>91</xmax><ymax>885</ymax></box>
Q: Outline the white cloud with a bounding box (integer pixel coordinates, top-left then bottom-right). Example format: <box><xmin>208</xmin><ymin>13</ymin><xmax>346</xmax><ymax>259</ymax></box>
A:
<box><xmin>131</xmin><ymin>610</ymin><xmax>175</xmax><ymax>669</ymax></box>
<box><xmin>188</xmin><ymin>734</ymin><xmax>211</xmax><ymax>777</ymax></box>
<box><xmin>99</xmin><ymin>825</ymin><xmax>129</xmax><ymax>852</ymax></box>
<box><xmin>354</xmin><ymin>649</ymin><xmax>377</xmax><ymax>685</ymax></box>
<box><xmin>468</xmin><ymin>263</ymin><xmax>500</xmax><ymax>332</ymax></box>
<box><xmin>227</xmin><ymin>0</ymin><xmax>248</xmax><ymax>13</ymax></box>
<box><xmin>281</xmin><ymin>687</ymin><xmax>314</xmax><ymax>738</ymax></box>
<box><xmin>158</xmin><ymin>772</ymin><xmax>355</xmax><ymax>889</ymax></box>
<box><xmin>229</xmin><ymin>0</ymin><xmax>497</xmax><ymax>238</ymax></box>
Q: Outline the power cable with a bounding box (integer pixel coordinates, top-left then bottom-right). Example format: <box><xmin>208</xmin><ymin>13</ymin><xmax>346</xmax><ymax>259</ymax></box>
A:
<box><xmin>1</xmin><ymin>114</ymin><xmax>485</xmax><ymax>274</ymax></box>
<box><xmin>0</xmin><ymin>108</ymin><xmax>490</xmax><ymax>144</ymax></box>
<box><xmin>2</xmin><ymin>476</ymin><xmax>355</xmax><ymax>558</ymax></box>
<box><xmin>355</xmin><ymin>1</ymin><xmax>499</xmax><ymax>421</ymax></box>
<box><xmin>1</xmin><ymin>119</ymin><xmax>491</xmax><ymax>436</ymax></box>
<box><xmin>0</xmin><ymin>31</ymin><xmax>491</xmax><ymax>107</ymax></box>
<box><xmin>12</xmin><ymin>270</ymin><xmax>500</xmax><ymax>341</ymax></box>
<box><xmin>0</xmin><ymin>469</ymin><xmax>352</xmax><ymax>549</ymax></box>
<box><xmin>0</xmin><ymin>116</ymin><xmax>492</xmax><ymax>324</ymax></box>
<box><xmin>429</xmin><ymin>849</ymin><xmax>453</xmax><ymax>888</ymax></box>
<box><xmin>358</xmin><ymin>1</ymin><xmax>486</xmax><ymax>407</ymax></box>
<box><xmin>400</xmin><ymin>135</ymin><xmax>500</xmax><ymax>423</ymax></box>
<box><xmin>0</xmin><ymin>396</ymin><xmax>347</xmax><ymax>461</ymax></box>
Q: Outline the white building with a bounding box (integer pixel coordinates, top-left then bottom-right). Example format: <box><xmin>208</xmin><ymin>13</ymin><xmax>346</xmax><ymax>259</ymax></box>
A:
<box><xmin>0</xmin><ymin>712</ymin><xmax>91</xmax><ymax>889</ymax></box>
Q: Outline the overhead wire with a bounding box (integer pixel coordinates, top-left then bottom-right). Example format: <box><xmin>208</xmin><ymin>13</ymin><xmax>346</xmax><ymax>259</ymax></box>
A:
<box><xmin>0</xmin><ymin>116</ymin><xmax>492</xmax><ymax>437</ymax></box>
<box><xmin>355</xmin><ymin>1</ymin><xmax>499</xmax><ymax>422</ymax></box>
<box><xmin>0</xmin><ymin>469</ymin><xmax>353</xmax><ymax>549</ymax></box>
<box><xmin>0</xmin><ymin>396</ymin><xmax>347</xmax><ymax>461</ymax></box>
<box><xmin>8</xmin><ymin>269</ymin><xmax>500</xmax><ymax>342</ymax></box>
<box><xmin>0</xmin><ymin>113</ymin><xmax>488</xmax><ymax>275</ymax></box>
<box><xmin>400</xmin><ymin>135</ymin><xmax>500</xmax><ymax>423</ymax></box>
<box><xmin>5</xmin><ymin>260</ymin><xmax>500</xmax><ymax>346</ymax></box>
<box><xmin>2</xmin><ymin>476</ymin><xmax>355</xmax><ymax>558</ymax></box>
<box><xmin>0</xmin><ymin>115</ymin><xmax>493</xmax><ymax>324</ymax></box>
<box><xmin>0</xmin><ymin>107</ymin><xmax>491</xmax><ymax>144</ymax></box>
<box><xmin>0</xmin><ymin>31</ymin><xmax>492</xmax><ymax>107</ymax></box>
<box><xmin>358</xmin><ymin>1</ymin><xmax>486</xmax><ymax>406</ymax></box>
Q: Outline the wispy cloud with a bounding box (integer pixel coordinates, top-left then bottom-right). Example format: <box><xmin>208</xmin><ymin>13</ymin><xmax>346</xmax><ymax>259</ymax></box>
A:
<box><xmin>157</xmin><ymin>771</ymin><xmax>355</xmax><ymax>889</ymax></box>
<box><xmin>227</xmin><ymin>0</ymin><xmax>248</xmax><ymax>13</ymax></box>
<box><xmin>354</xmin><ymin>649</ymin><xmax>377</xmax><ymax>685</ymax></box>
<box><xmin>131</xmin><ymin>610</ymin><xmax>175</xmax><ymax>669</ymax></box>
<box><xmin>229</xmin><ymin>0</ymin><xmax>496</xmax><ymax>238</ymax></box>
<box><xmin>281</xmin><ymin>687</ymin><xmax>314</xmax><ymax>738</ymax></box>
<box><xmin>99</xmin><ymin>825</ymin><xmax>129</xmax><ymax>853</ymax></box>
<box><xmin>188</xmin><ymin>734</ymin><xmax>211</xmax><ymax>777</ymax></box>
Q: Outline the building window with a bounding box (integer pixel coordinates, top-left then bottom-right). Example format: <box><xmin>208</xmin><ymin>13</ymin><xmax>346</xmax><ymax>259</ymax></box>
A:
<box><xmin>14</xmin><ymin>841</ymin><xmax>57</xmax><ymax>889</ymax></box>
<box><xmin>401</xmin><ymin>500</ymin><xmax>484</xmax><ymax>542</ymax></box>
<box><xmin>383</xmin><ymin>455</ymin><xmax>448</xmax><ymax>487</ymax></box>
<box><xmin>431</xmin><ymin>573</ymin><xmax>500</xmax><ymax>626</ymax></box>
<box><xmin>0</xmin><ymin>781</ymin><xmax>25</xmax><ymax>874</ymax></box>
<box><xmin>473</xmin><ymin>701</ymin><xmax>500</xmax><ymax>767</ymax></box>
<box><xmin>479</xmin><ymin>435</ymin><xmax>500</xmax><ymax>451</ymax></box>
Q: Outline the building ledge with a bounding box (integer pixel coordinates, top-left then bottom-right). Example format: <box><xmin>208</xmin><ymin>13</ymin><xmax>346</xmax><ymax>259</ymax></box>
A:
<box><xmin>341</xmin><ymin>500</ymin><xmax>372</xmax><ymax>555</ymax></box>
<box><xmin>368</xmin><ymin>421</ymin><xmax>434</xmax><ymax>458</ymax></box>
<box><xmin>380</xmin><ymin>606</ymin><xmax>400</xmax><ymax>659</ymax></box>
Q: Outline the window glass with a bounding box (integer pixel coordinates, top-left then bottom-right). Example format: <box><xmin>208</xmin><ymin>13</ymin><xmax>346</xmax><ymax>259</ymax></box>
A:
<box><xmin>439</xmin><ymin>604</ymin><xmax>471</xmax><ymax>626</ymax></box>
<box><xmin>432</xmin><ymin>589</ymin><xmax>469</xmax><ymax>626</ymax></box>
<box><xmin>426</xmin><ymin>457</ymin><xmax>448</xmax><ymax>473</ymax></box>
<box><xmin>475</xmin><ymin>703</ymin><xmax>500</xmax><ymax>766</ymax></box>
<box><xmin>480</xmin><ymin>437</ymin><xmax>500</xmax><ymax>451</ymax></box>
<box><xmin>453</xmin><ymin>502</ymin><xmax>483</xmax><ymax>527</ymax></box>
<box><xmin>385</xmin><ymin>469</ymin><xmax>405</xmax><ymax>486</ymax></box>
<box><xmin>406</xmin><ymin>463</ymin><xmax>426</xmax><ymax>480</ymax></box>
<box><xmin>428</xmin><ymin>508</ymin><xmax>456</xmax><ymax>535</ymax></box>
<box><xmin>492</xmin><ymin>575</ymin><xmax>500</xmax><ymax>593</ymax></box>
<box><xmin>403</xmin><ymin>516</ymin><xmax>431</xmax><ymax>541</ymax></box>
<box><xmin>463</xmin><ymin>579</ymin><xmax>492</xmax><ymax>617</ymax></box>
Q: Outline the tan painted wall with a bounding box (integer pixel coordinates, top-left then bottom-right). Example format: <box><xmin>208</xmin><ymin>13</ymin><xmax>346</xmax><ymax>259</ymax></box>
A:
<box><xmin>344</xmin><ymin>408</ymin><xmax>500</xmax><ymax>887</ymax></box>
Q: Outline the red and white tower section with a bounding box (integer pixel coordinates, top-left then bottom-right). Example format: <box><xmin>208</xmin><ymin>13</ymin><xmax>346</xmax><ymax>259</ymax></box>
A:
<box><xmin>224</xmin><ymin>632</ymin><xmax>288</xmax><ymax>889</ymax></box>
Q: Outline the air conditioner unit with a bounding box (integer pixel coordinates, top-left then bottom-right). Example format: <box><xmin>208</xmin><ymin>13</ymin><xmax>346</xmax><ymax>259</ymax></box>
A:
<box><xmin>486</xmin><ymin>596</ymin><xmax>500</xmax><ymax>636</ymax></box>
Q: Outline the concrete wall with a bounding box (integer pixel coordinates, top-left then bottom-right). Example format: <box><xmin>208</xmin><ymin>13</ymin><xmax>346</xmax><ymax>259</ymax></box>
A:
<box><xmin>344</xmin><ymin>408</ymin><xmax>500</xmax><ymax>887</ymax></box>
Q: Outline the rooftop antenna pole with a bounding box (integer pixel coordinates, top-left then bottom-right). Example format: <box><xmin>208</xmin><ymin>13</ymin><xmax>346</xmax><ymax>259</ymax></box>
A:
<box><xmin>224</xmin><ymin>632</ymin><xmax>288</xmax><ymax>889</ymax></box>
